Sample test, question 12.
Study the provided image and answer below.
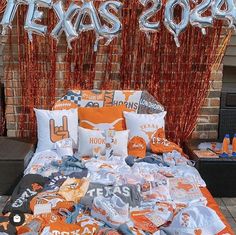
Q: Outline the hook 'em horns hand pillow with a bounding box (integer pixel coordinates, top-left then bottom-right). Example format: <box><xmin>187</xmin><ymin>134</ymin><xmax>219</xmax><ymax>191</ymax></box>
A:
<box><xmin>34</xmin><ymin>108</ymin><xmax>78</xmax><ymax>152</ymax></box>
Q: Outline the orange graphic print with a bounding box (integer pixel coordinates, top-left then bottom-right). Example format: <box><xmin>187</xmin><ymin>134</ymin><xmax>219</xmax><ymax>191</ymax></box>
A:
<box><xmin>76</xmin><ymin>214</ymin><xmax>101</xmax><ymax>235</ymax></box>
<box><xmin>130</xmin><ymin>209</ymin><xmax>158</xmax><ymax>233</ymax></box>
<box><xmin>81</xmin><ymin>118</ymin><xmax>123</xmax><ymax>131</ymax></box>
<box><xmin>82</xmin><ymin>90</ymin><xmax>105</xmax><ymax>101</ymax></box>
<box><xmin>153</xmin><ymin>128</ymin><xmax>165</xmax><ymax>138</ymax></box>
<box><xmin>50</xmin><ymin>116</ymin><xmax>69</xmax><ymax>143</ymax></box>
<box><xmin>140</xmin><ymin>125</ymin><xmax>164</xmax><ymax>141</ymax></box>
<box><xmin>99</xmin><ymin>163</ymin><xmax>113</xmax><ymax>169</ymax></box>
<box><xmin>194</xmin><ymin>229</ymin><xmax>202</xmax><ymax>235</ymax></box>
<box><xmin>0</xmin><ymin>222</ymin><xmax>8</xmax><ymax>230</ymax></box>
<box><xmin>177</xmin><ymin>181</ymin><xmax>193</xmax><ymax>192</ymax></box>
<box><xmin>122</xmin><ymin>91</ymin><xmax>134</xmax><ymax>101</ymax></box>
<box><xmin>93</xmin><ymin>146</ymin><xmax>101</xmax><ymax>154</ymax></box>
<box><xmin>104</xmin><ymin>90</ymin><xmax>114</xmax><ymax>107</ymax></box>
<box><xmin>53</xmin><ymin>100</ymin><xmax>78</xmax><ymax>111</ymax></box>
<box><xmin>31</xmin><ymin>183</ymin><xmax>43</xmax><ymax>191</ymax></box>
<box><xmin>143</xmin><ymin>129</ymin><xmax>157</xmax><ymax>141</ymax></box>
<box><xmin>181</xmin><ymin>212</ymin><xmax>190</xmax><ymax>227</ymax></box>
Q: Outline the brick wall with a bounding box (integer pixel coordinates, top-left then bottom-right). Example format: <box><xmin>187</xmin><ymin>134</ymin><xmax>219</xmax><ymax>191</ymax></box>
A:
<box><xmin>1</xmin><ymin>25</ymin><xmax>21</xmax><ymax>137</ymax></box>
<box><xmin>192</xmin><ymin>66</ymin><xmax>223</xmax><ymax>139</ymax></box>
<box><xmin>1</xmin><ymin>27</ymin><xmax>223</xmax><ymax>139</ymax></box>
<box><xmin>223</xmin><ymin>32</ymin><xmax>236</xmax><ymax>66</ymax></box>
<box><xmin>0</xmin><ymin>37</ymin><xmax>5</xmax><ymax>136</ymax></box>
<box><xmin>0</xmin><ymin>38</ymin><xmax>4</xmax><ymax>82</ymax></box>
<box><xmin>0</xmin><ymin>37</ymin><xmax>6</xmax><ymax>85</ymax></box>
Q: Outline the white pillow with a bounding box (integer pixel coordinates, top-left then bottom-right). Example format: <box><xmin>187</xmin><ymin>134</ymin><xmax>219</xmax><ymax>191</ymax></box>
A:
<box><xmin>78</xmin><ymin>126</ymin><xmax>129</xmax><ymax>157</ymax></box>
<box><xmin>34</xmin><ymin>108</ymin><xmax>78</xmax><ymax>152</ymax></box>
<box><xmin>123</xmin><ymin>111</ymin><xmax>167</xmax><ymax>149</ymax></box>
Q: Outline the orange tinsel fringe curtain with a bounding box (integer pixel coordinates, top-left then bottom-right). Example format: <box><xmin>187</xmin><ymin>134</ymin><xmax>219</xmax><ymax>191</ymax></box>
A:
<box><xmin>3</xmin><ymin>0</ymin><xmax>228</xmax><ymax>142</ymax></box>
<box><xmin>0</xmin><ymin>1</ymin><xmax>7</xmax><ymax>136</ymax></box>
<box><xmin>101</xmin><ymin>0</ymin><xmax>226</xmax><ymax>143</ymax></box>
<box><xmin>0</xmin><ymin>2</ymin><xmax>6</xmax><ymax>14</ymax></box>
<box><xmin>4</xmin><ymin>4</ymin><xmax>96</xmax><ymax>138</ymax></box>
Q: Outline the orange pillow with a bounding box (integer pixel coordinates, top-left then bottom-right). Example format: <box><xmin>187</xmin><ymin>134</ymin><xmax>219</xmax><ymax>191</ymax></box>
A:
<box><xmin>78</xmin><ymin>105</ymin><xmax>128</xmax><ymax>131</ymax></box>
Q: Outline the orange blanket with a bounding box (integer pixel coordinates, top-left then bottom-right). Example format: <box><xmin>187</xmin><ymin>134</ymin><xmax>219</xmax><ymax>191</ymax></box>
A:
<box><xmin>201</xmin><ymin>188</ymin><xmax>234</xmax><ymax>235</ymax></box>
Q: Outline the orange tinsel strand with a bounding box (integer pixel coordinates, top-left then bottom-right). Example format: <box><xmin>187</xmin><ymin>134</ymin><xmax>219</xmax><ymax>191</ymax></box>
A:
<box><xmin>0</xmin><ymin>1</ymin><xmax>7</xmax><ymax>14</ymax></box>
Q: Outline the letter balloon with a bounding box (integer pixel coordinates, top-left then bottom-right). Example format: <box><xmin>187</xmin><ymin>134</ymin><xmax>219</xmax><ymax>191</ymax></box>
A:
<box><xmin>75</xmin><ymin>1</ymin><xmax>102</xmax><ymax>34</ymax></box>
<box><xmin>190</xmin><ymin>0</ymin><xmax>213</xmax><ymax>35</ymax></box>
<box><xmin>164</xmin><ymin>0</ymin><xmax>190</xmax><ymax>47</ymax></box>
<box><xmin>24</xmin><ymin>0</ymin><xmax>52</xmax><ymax>41</ymax></box>
<box><xmin>212</xmin><ymin>0</ymin><xmax>236</xmax><ymax>30</ymax></box>
<box><xmin>75</xmin><ymin>0</ymin><xmax>122</xmax><ymax>52</ymax></box>
<box><xmin>139</xmin><ymin>0</ymin><xmax>162</xmax><ymax>40</ymax></box>
<box><xmin>99</xmin><ymin>1</ymin><xmax>122</xmax><ymax>36</ymax></box>
<box><xmin>0</xmin><ymin>0</ymin><xmax>27</xmax><ymax>35</ymax></box>
<box><xmin>51</xmin><ymin>1</ymin><xmax>80</xmax><ymax>49</ymax></box>
<box><xmin>74</xmin><ymin>0</ymin><xmax>102</xmax><ymax>51</ymax></box>
<box><xmin>98</xmin><ymin>1</ymin><xmax>123</xmax><ymax>43</ymax></box>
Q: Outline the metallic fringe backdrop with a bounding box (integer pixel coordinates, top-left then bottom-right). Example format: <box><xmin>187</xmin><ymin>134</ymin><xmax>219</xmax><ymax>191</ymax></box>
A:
<box><xmin>0</xmin><ymin>2</ymin><xmax>7</xmax><ymax>136</ymax></box>
<box><xmin>2</xmin><ymin>0</ymin><xmax>231</xmax><ymax>143</ymax></box>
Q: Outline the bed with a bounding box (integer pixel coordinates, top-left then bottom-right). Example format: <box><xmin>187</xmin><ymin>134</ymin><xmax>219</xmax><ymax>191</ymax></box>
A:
<box><xmin>0</xmin><ymin>90</ymin><xmax>233</xmax><ymax>235</ymax></box>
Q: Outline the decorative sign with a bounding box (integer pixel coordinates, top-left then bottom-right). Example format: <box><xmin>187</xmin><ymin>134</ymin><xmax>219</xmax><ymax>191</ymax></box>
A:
<box><xmin>0</xmin><ymin>0</ymin><xmax>235</xmax><ymax>49</ymax></box>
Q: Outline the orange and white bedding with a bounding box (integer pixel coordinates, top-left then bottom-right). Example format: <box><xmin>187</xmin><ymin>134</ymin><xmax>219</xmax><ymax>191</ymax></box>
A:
<box><xmin>0</xmin><ymin>90</ymin><xmax>233</xmax><ymax>235</ymax></box>
<box><xmin>0</xmin><ymin>151</ymin><xmax>232</xmax><ymax>235</ymax></box>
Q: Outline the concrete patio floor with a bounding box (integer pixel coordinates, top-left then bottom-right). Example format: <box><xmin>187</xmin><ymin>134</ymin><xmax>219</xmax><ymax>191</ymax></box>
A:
<box><xmin>0</xmin><ymin>196</ymin><xmax>8</xmax><ymax>214</ymax></box>
<box><xmin>0</xmin><ymin>196</ymin><xmax>236</xmax><ymax>234</ymax></box>
<box><xmin>215</xmin><ymin>198</ymin><xmax>236</xmax><ymax>234</ymax></box>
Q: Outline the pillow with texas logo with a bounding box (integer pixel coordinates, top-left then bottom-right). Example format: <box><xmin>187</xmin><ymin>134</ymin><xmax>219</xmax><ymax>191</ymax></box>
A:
<box><xmin>78</xmin><ymin>105</ymin><xmax>128</xmax><ymax>131</ymax></box>
<box><xmin>124</xmin><ymin>111</ymin><xmax>167</xmax><ymax>150</ymax></box>
<box><xmin>34</xmin><ymin>108</ymin><xmax>78</xmax><ymax>152</ymax></box>
<box><xmin>78</xmin><ymin>126</ymin><xmax>129</xmax><ymax>157</ymax></box>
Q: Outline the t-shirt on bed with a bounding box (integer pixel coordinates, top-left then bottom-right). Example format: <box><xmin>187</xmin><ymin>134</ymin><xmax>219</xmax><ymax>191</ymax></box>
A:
<box><xmin>80</xmin><ymin>183</ymin><xmax>142</xmax><ymax>208</ymax></box>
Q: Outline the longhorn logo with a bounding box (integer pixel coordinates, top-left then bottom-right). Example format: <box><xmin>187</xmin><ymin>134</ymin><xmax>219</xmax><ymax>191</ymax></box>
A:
<box><xmin>81</xmin><ymin>118</ymin><xmax>123</xmax><ymax>131</ymax></box>
<box><xmin>142</xmin><ymin>129</ymin><xmax>157</xmax><ymax>140</ymax></box>
<box><xmin>122</xmin><ymin>91</ymin><xmax>134</xmax><ymax>101</ymax></box>
<box><xmin>140</xmin><ymin>126</ymin><xmax>165</xmax><ymax>141</ymax></box>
